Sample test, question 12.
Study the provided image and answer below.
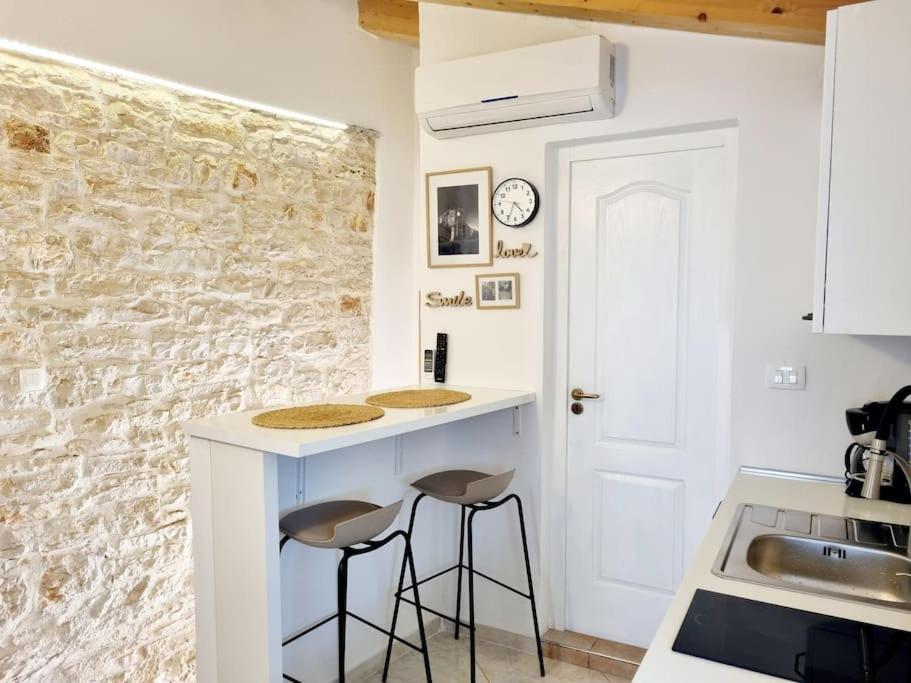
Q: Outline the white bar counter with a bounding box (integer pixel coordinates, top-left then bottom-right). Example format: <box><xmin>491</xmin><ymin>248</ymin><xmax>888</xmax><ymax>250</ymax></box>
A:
<box><xmin>183</xmin><ymin>385</ymin><xmax>535</xmax><ymax>683</ymax></box>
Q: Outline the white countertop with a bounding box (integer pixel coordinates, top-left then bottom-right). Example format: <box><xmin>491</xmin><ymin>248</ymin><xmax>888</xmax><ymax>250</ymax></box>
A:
<box><xmin>635</xmin><ymin>469</ymin><xmax>911</xmax><ymax>682</ymax></box>
<box><xmin>180</xmin><ymin>384</ymin><xmax>535</xmax><ymax>458</ymax></box>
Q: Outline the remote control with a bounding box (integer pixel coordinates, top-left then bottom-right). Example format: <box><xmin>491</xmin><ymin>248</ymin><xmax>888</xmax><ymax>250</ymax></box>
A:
<box><xmin>422</xmin><ymin>349</ymin><xmax>435</xmax><ymax>384</ymax></box>
<box><xmin>434</xmin><ymin>333</ymin><xmax>448</xmax><ymax>384</ymax></box>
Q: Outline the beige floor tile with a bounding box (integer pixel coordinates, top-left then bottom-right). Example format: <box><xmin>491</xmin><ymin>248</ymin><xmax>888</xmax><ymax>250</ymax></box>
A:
<box><xmin>476</xmin><ymin>624</ymin><xmax>539</xmax><ymax>655</ymax></box>
<box><xmin>365</xmin><ymin>633</ymin><xmax>489</xmax><ymax>683</ymax></box>
<box><xmin>541</xmin><ymin>643</ymin><xmax>589</xmax><ymax>668</ymax></box>
<box><xmin>542</xmin><ymin>629</ymin><xmax>597</xmax><ymax>652</ymax></box>
<box><xmin>363</xmin><ymin>633</ymin><xmax>633</xmax><ymax>683</ymax></box>
<box><xmin>587</xmin><ymin>653</ymin><xmax>637</xmax><ymax>680</ymax></box>
<box><xmin>475</xmin><ymin>640</ymin><xmax>605</xmax><ymax>683</ymax></box>
<box><xmin>590</xmin><ymin>639</ymin><xmax>645</xmax><ymax>665</ymax></box>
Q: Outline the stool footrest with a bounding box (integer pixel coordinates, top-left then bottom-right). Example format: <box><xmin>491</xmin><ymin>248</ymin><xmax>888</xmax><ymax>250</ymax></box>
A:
<box><xmin>282</xmin><ymin>611</ymin><xmax>338</xmax><ymax>647</ymax></box>
<box><xmin>282</xmin><ymin>610</ymin><xmax>424</xmax><ymax>655</ymax></box>
<box><xmin>398</xmin><ymin>563</ymin><xmax>531</xmax><ymax>601</ymax></box>
<box><xmin>408</xmin><ymin>562</ymin><xmax>461</xmax><ymax>589</ymax></box>
<box><xmin>467</xmin><ymin>566</ymin><xmax>531</xmax><ymax>600</ymax></box>
<box><xmin>345</xmin><ymin>611</ymin><xmax>425</xmax><ymax>654</ymax></box>
<box><xmin>396</xmin><ymin>594</ymin><xmax>475</xmax><ymax>632</ymax></box>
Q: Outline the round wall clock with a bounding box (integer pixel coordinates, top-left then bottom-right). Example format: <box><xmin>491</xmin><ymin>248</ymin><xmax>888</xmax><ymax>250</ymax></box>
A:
<box><xmin>492</xmin><ymin>177</ymin><xmax>539</xmax><ymax>228</ymax></box>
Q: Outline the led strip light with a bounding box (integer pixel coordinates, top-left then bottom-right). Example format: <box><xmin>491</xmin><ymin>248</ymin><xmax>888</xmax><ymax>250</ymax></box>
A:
<box><xmin>0</xmin><ymin>37</ymin><xmax>349</xmax><ymax>130</ymax></box>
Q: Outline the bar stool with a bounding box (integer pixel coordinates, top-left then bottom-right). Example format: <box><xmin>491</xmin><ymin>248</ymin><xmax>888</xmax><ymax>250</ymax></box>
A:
<box><xmin>279</xmin><ymin>499</ymin><xmax>432</xmax><ymax>683</ymax></box>
<box><xmin>382</xmin><ymin>469</ymin><xmax>544</xmax><ymax>683</ymax></box>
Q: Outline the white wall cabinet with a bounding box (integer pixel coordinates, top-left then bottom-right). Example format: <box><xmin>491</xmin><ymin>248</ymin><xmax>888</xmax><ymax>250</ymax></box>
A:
<box><xmin>813</xmin><ymin>0</ymin><xmax>911</xmax><ymax>336</ymax></box>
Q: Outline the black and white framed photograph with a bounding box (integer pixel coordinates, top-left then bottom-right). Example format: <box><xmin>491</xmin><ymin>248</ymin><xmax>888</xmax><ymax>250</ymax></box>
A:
<box><xmin>475</xmin><ymin>273</ymin><xmax>520</xmax><ymax>310</ymax></box>
<box><xmin>426</xmin><ymin>167</ymin><xmax>493</xmax><ymax>268</ymax></box>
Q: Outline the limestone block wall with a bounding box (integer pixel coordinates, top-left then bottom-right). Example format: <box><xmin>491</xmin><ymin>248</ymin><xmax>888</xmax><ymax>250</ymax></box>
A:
<box><xmin>0</xmin><ymin>49</ymin><xmax>375</xmax><ymax>681</ymax></box>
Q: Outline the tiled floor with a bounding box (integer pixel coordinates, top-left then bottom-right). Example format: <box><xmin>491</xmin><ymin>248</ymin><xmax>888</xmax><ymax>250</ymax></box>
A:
<box><xmin>541</xmin><ymin>629</ymin><xmax>644</xmax><ymax>679</ymax></box>
<box><xmin>365</xmin><ymin>632</ymin><xmax>633</xmax><ymax>683</ymax></box>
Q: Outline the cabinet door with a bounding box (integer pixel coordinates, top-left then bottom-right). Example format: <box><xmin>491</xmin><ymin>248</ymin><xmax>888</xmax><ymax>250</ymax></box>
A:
<box><xmin>821</xmin><ymin>0</ymin><xmax>911</xmax><ymax>335</ymax></box>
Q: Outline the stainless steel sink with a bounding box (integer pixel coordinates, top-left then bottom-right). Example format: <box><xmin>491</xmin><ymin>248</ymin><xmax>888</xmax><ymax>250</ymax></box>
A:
<box><xmin>714</xmin><ymin>504</ymin><xmax>911</xmax><ymax>611</ymax></box>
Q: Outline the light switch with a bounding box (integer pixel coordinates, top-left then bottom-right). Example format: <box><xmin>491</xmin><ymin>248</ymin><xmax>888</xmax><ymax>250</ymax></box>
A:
<box><xmin>766</xmin><ymin>364</ymin><xmax>806</xmax><ymax>390</ymax></box>
<box><xmin>19</xmin><ymin>367</ymin><xmax>47</xmax><ymax>393</ymax></box>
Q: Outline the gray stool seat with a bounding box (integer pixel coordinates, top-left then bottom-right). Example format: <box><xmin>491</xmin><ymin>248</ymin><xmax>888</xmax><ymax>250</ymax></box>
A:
<box><xmin>410</xmin><ymin>469</ymin><xmax>515</xmax><ymax>506</ymax></box>
<box><xmin>280</xmin><ymin>499</ymin><xmax>403</xmax><ymax>549</ymax></box>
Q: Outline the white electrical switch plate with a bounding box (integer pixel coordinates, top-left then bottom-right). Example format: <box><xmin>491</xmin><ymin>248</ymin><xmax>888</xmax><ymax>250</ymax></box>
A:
<box><xmin>766</xmin><ymin>364</ymin><xmax>806</xmax><ymax>390</ymax></box>
<box><xmin>19</xmin><ymin>367</ymin><xmax>47</xmax><ymax>393</ymax></box>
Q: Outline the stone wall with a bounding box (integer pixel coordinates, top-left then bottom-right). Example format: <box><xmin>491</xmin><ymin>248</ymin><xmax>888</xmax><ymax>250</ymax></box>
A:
<box><xmin>0</xmin><ymin>49</ymin><xmax>375</xmax><ymax>681</ymax></box>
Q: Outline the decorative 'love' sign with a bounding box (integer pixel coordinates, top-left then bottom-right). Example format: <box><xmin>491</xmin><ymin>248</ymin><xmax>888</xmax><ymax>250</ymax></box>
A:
<box><xmin>495</xmin><ymin>240</ymin><xmax>538</xmax><ymax>258</ymax></box>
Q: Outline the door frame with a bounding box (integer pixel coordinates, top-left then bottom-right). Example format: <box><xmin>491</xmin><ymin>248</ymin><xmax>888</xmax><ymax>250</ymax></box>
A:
<box><xmin>542</xmin><ymin>123</ymin><xmax>739</xmax><ymax>632</ymax></box>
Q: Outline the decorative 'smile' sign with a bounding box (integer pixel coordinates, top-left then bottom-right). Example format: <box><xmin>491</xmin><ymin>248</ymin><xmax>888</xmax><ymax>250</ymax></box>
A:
<box><xmin>425</xmin><ymin>291</ymin><xmax>473</xmax><ymax>308</ymax></box>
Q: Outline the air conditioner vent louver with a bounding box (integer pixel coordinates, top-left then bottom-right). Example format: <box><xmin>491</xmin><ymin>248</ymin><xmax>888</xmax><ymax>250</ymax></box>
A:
<box><xmin>427</xmin><ymin>96</ymin><xmax>595</xmax><ymax>134</ymax></box>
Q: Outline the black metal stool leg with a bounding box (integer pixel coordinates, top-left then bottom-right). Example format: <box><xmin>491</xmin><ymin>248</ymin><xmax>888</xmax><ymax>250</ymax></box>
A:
<box><xmin>513</xmin><ymin>495</ymin><xmax>545</xmax><ymax>677</ymax></box>
<box><xmin>383</xmin><ymin>494</ymin><xmax>425</xmax><ymax>681</ymax></box>
<box><xmin>454</xmin><ymin>505</ymin><xmax>466</xmax><ymax>640</ymax></box>
<box><xmin>467</xmin><ymin>509</ymin><xmax>478</xmax><ymax>683</ymax></box>
<box><xmin>338</xmin><ymin>552</ymin><xmax>349</xmax><ymax>683</ymax></box>
<box><xmin>405</xmin><ymin>534</ymin><xmax>433</xmax><ymax>682</ymax></box>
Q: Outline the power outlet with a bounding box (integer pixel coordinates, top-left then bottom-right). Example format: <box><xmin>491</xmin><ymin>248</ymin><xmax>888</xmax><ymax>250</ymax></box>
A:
<box><xmin>766</xmin><ymin>364</ymin><xmax>806</xmax><ymax>391</ymax></box>
<box><xmin>19</xmin><ymin>367</ymin><xmax>47</xmax><ymax>393</ymax></box>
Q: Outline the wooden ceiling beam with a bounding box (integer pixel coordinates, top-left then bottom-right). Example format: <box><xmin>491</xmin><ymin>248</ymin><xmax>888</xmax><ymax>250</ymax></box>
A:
<box><xmin>358</xmin><ymin>0</ymin><xmax>420</xmax><ymax>44</ymax></box>
<box><xmin>359</xmin><ymin>0</ymin><xmax>869</xmax><ymax>46</ymax></box>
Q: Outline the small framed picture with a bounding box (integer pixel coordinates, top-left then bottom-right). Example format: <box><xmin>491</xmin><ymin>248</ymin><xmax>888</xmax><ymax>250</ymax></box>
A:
<box><xmin>475</xmin><ymin>273</ymin><xmax>520</xmax><ymax>310</ymax></box>
<box><xmin>426</xmin><ymin>167</ymin><xmax>493</xmax><ymax>268</ymax></box>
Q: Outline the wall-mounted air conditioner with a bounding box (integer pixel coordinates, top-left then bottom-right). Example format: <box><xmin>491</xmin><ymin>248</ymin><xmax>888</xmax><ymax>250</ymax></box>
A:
<box><xmin>415</xmin><ymin>35</ymin><xmax>615</xmax><ymax>139</ymax></box>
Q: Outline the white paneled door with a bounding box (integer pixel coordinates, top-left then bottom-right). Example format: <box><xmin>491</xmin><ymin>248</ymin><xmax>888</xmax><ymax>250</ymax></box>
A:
<box><xmin>565</xmin><ymin>133</ymin><xmax>733</xmax><ymax>647</ymax></box>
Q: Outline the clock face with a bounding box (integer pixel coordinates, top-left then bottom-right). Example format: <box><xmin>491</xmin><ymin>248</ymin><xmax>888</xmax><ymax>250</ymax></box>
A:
<box><xmin>492</xmin><ymin>178</ymin><xmax>539</xmax><ymax>228</ymax></box>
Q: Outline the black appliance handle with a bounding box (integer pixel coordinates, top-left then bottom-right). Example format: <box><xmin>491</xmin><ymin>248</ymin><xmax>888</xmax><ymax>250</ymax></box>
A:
<box><xmin>794</xmin><ymin>652</ymin><xmax>807</xmax><ymax>681</ymax></box>
<box><xmin>875</xmin><ymin>386</ymin><xmax>911</xmax><ymax>441</ymax></box>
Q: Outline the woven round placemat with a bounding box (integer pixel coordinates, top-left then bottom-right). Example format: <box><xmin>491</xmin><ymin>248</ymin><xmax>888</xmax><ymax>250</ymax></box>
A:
<box><xmin>252</xmin><ymin>404</ymin><xmax>385</xmax><ymax>429</ymax></box>
<box><xmin>365</xmin><ymin>389</ymin><xmax>471</xmax><ymax>409</ymax></box>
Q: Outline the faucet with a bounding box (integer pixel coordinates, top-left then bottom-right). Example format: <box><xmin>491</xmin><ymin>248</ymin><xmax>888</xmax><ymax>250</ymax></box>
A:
<box><xmin>860</xmin><ymin>385</ymin><xmax>911</xmax><ymax>500</ymax></box>
<box><xmin>858</xmin><ymin>385</ymin><xmax>911</xmax><ymax>558</ymax></box>
<box><xmin>862</xmin><ymin>451</ymin><xmax>911</xmax><ymax>559</ymax></box>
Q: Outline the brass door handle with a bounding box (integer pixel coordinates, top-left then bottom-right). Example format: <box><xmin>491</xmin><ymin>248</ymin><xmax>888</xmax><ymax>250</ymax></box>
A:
<box><xmin>571</xmin><ymin>388</ymin><xmax>600</xmax><ymax>401</ymax></box>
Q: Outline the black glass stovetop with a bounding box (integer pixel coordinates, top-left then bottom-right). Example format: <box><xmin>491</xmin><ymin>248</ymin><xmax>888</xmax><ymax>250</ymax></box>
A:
<box><xmin>673</xmin><ymin>590</ymin><xmax>911</xmax><ymax>682</ymax></box>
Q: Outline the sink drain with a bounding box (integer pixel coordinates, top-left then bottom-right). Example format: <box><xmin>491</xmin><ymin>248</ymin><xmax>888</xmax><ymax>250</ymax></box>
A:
<box><xmin>822</xmin><ymin>546</ymin><xmax>847</xmax><ymax>559</ymax></box>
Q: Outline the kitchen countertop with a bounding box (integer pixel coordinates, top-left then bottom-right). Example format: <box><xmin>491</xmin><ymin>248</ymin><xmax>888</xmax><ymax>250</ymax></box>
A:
<box><xmin>635</xmin><ymin>468</ymin><xmax>911</xmax><ymax>682</ymax></box>
<box><xmin>180</xmin><ymin>384</ymin><xmax>535</xmax><ymax>457</ymax></box>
